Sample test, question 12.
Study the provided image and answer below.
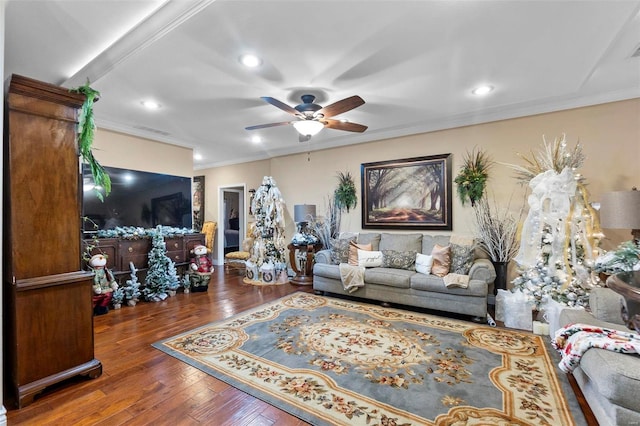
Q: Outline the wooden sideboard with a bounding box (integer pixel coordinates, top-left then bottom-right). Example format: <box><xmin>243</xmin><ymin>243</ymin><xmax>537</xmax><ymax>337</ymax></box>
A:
<box><xmin>83</xmin><ymin>233</ymin><xmax>205</xmax><ymax>274</ymax></box>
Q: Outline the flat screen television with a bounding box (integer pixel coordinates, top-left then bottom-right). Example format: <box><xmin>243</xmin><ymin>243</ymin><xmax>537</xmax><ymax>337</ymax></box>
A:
<box><xmin>82</xmin><ymin>164</ymin><xmax>193</xmax><ymax>233</ymax></box>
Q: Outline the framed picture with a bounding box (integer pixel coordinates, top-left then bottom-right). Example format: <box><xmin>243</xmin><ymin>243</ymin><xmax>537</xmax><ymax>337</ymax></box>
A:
<box><xmin>361</xmin><ymin>153</ymin><xmax>452</xmax><ymax>230</ymax></box>
<box><xmin>192</xmin><ymin>175</ymin><xmax>205</xmax><ymax>231</ymax></box>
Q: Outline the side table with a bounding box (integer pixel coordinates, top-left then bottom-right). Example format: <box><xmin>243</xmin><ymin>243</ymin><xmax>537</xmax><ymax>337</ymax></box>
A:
<box><xmin>606</xmin><ymin>271</ymin><xmax>640</xmax><ymax>332</ymax></box>
<box><xmin>288</xmin><ymin>243</ymin><xmax>323</xmax><ymax>285</ymax></box>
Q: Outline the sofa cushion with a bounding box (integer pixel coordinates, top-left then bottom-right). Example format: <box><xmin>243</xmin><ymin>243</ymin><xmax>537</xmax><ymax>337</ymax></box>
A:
<box><xmin>313</xmin><ymin>263</ymin><xmax>341</xmax><ymax>280</ymax></box>
<box><xmin>576</xmin><ymin>340</ymin><xmax>640</xmax><ymax>413</ymax></box>
<box><xmin>379</xmin><ymin>233</ymin><xmax>422</xmax><ymax>252</ymax></box>
<box><xmin>411</xmin><ymin>274</ymin><xmax>487</xmax><ymax>297</ymax></box>
<box><xmin>590</xmin><ymin>287</ymin><xmax>626</xmax><ymax>325</ymax></box>
<box><xmin>364</xmin><ymin>268</ymin><xmax>413</xmax><ymax>288</ymax></box>
<box><xmin>330</xmin><ymin>236</ymin><xmax>357</xmax><ymax>264</ymax></box>
<box><xmin>450</xmin><ymin>243</ymin><xmax>475</xmax><ymax>275</ymax></box>
<box><xmin>357</xmin><ymin>233</ymin><xmax>381</xmax><ymax>251</ymax></box>
<box><xmin>348</xmin><ymin>241</ymin><xmax>371</xmax><ymax>266</ymax></box>
<box><xmin>431</xmin><ymin>244</ymin><xmax>451</xmax><ymax>277</ymax></box>
<box><xmin>382</xmin><ymin>250</ymin><xmax>417</xmax><ymax>270</ymax></box>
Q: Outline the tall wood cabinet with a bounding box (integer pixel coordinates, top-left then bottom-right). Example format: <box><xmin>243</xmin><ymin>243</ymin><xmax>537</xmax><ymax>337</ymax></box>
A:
<box><xmin>3</xmin><ymin>75</ymin><xmax>102</xmax><ymax>408</ymax></box>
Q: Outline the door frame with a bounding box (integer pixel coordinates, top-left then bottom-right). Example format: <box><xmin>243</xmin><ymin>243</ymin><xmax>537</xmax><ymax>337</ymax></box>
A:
<box><xmin>217</xmin><ymin>184</ymin><xmax>246</xmax><ymax>265</ymax></box>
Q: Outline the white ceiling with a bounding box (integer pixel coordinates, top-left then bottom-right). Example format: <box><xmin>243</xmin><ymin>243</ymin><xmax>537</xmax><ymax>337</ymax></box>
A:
<box><xmin>5</xmin><ymin>0</ymin><xmax>640</xmax><ymax>170</ymax></box>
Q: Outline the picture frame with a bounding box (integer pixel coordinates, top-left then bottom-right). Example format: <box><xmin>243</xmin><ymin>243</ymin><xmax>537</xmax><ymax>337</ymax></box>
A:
<box><xmin>361</xmin><ymin>153</ymin><xmax>452</xmax><ymax>230</ymax></box>
<box><xmin>192</xmin><ymin>175</ymin><xmax>205</xmax><ymax>231</ymax></box>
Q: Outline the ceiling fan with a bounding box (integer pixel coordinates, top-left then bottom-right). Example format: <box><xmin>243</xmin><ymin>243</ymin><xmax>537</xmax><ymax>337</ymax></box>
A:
<box><xmin>245</xmin><ymin>94</ymin><xmax>367</xmax><ymax>142</ymax></box>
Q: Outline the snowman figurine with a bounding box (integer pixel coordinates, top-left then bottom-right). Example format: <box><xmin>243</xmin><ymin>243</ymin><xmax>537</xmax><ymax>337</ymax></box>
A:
<box><xmin>89</xmin><ymin>253</ymin><xmax>118</xmax><ymax>315</ymax></box>
<box><xmin>189</xmin><ymin>244</ymin><xmax>213</xmax><ymax>292</ymax></box>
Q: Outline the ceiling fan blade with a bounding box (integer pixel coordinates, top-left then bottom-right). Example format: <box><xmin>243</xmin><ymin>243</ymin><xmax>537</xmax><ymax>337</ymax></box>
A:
<box><xmin>324</xmin><ymin>118</ymin><xmax>368</xmax><ymax>133</ymax></box>
<box><xmin>299</xmin><ymin>134</ymin><xmax>312</xmax><ymax>143</ymax></box>
<box><xmin>245</xmin><ymin>121</ymin><xmax>291</xmax><ymax>131</ymax></box>
<box><xmin>261</xmin><ymin>96</ymin><xmax>299</xmax><ymax>116</ymax></box>
<box><xmin>316</xmin><ymin>95</ymin><xmax>365</xmax><ymax>118</ymax></box>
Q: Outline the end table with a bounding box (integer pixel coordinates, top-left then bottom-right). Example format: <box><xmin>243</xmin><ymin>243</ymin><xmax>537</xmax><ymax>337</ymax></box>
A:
<box><xmin>606</xmin><ymin>271</ymin><xmax>640</xmax><ymax>332</ymax></box>
<box><xmin>288</xmin><ymin>243</ymin><xmax>323</xmax><ymax>285</ymax></box>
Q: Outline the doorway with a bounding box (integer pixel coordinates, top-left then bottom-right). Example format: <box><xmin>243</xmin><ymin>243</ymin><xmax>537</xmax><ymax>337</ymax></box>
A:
<box><xmin>218</xmin><ymin>184</ymin><xmax>245</xmax><ymax>265</ymax></box>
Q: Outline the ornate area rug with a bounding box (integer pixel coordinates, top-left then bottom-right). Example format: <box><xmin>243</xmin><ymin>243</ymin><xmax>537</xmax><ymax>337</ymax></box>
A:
<box><xmin>153</xmin><ymin>293</ymin><xmax>583</xmax><ymax>425</ymax></box>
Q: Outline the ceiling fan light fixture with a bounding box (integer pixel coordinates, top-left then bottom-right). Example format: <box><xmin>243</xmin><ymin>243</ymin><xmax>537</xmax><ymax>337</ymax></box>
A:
<box><xmin>293</xmin><ymin>120</ymin><xmax>324</xmax><ymax>136</ymax></box>
<box><xmin>471</xmin><ymin>85</ymin><xmax>494</xmax><ymax>96</ymax></box>
<box><xmin>239</xmin><ymin>54</ymin><xmax>262</xmax><ymax>68</ymax></box>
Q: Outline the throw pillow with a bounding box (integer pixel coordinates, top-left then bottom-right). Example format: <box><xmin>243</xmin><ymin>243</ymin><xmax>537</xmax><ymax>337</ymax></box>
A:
<box><xmin>382</xmin><ymin>250</ymin><xmax>417</xmax><ymax>270</ymax></box>
<box><xmin>348</xmin><ymin>241</ymin><xmax>372</xmax><ymax>266</ymax></box>
<box><xmin>415</xmin><ymin>253</ymin><xmax>433</xmax><ymax>275</ymax></box>
<box><xmin>450</xmin><ymin>243</ymin><xmax>475</xmax><ymax>275</ymax></box>
<box><xmin>358</xmin><ymin>249</ymin><xmax>383</xmax><ymax>267</ymax></box>
<box><xmin>330</xmin><ymin>236</ymin><xmax>357</xmax><ymax>264</ymax></box>
<box><xmin>431</xmin><ymin>244</ymin><xmax>451</xmax><ymax>277</ymax></box>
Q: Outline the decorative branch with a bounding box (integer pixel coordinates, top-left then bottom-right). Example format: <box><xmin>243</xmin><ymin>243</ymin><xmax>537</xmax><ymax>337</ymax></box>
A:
<box><xmin>473</xmin><ymin>196</ymin><xmax>521</xmax><ymax>263</ymax></box>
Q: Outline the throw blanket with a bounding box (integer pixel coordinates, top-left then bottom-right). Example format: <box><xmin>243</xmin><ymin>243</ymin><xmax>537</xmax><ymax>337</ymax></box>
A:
<box><xmin>552</xmin><ymin>323</ymin><xmax>640</xmax><ymax>373</ymax></box>
<box><xmin>339</xmin><ymin>263</ymin><xmax>365</xmax><ymax>293</ymax></box>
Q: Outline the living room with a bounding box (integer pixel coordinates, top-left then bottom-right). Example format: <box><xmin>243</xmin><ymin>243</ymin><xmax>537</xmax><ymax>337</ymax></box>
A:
<box><xmin>2</xmin><ymin>1</ymin><xmax>640</xmax><ymax>425</ymax></box>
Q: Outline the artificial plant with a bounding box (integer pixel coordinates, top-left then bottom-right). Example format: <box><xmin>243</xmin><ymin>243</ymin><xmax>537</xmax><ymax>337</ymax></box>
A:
<box><xmin>334</xmin><ymin>171</ymin><xmax>358</xmax><ymax>213</ymax></box>
<box><xmin>70</xmin><ymin>81</ymin><xmax>111</xmax><ymax>201</ymax></box>
<box><xmin>454</xmin><ymin>148</ymin><xmax>492</xmax><ymax>206</ymax></box>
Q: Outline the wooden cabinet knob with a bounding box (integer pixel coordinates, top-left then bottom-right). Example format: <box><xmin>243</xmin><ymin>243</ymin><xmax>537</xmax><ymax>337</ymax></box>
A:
<box><xmin>174</xmin><ymin>242</ymin><xmax>179</xmax><ymax>248</ymax></box>
<box><xmin>128</xmin><ymin>247</ymin><xmax>133</xmax><ymax>253</ymax></box>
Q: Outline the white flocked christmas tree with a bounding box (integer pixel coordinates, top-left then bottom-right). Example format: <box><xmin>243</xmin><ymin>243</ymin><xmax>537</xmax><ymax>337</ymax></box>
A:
<box><xmin>510</xmin><ymin>135</ymin><xmax>602</xmax><ymax>308</ymax></box>
<box><xmin>143</xmin><ymin>226</ymin><xmax>180</xmax><ymax>301</ymax></box>
<box><xmin>245</xmin><ymin>176</ymin><xmax>287</xmax><ymax>283</ymax></box>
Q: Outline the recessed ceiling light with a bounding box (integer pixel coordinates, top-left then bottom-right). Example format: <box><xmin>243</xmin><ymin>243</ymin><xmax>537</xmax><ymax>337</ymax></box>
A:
<box><xmin>471</xmin><ymin>85</ymin><xmax>494</xmax><ymax>96</ymax></box>
<box><xmin>141</xmin><ymin>100</ymin><xmax>161</xmax><ymax>109</ymax></box>
<box><xmin>251</xmin><ymin>135</ymin><xmax>262</xmax><ymax>144</ymax></box>
<box><xmin>193</xmin><ymin>153</ymin><xmax>203</xmax><ymax>161</ymax></box>
<box><xmin>240</xmin><ymin>54</ymin><xmax>262</xmax><ymax>68</ymax></box>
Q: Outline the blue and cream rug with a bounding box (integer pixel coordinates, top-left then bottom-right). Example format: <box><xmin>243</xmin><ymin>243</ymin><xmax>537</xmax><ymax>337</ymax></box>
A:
<box><xmin>153</xmin><ymin>293</ymin><xmax>584</xmax><ymax>425</ymax></box>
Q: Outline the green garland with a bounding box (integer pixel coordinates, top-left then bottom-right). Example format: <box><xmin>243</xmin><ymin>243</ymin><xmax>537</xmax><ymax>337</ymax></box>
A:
<box><xmin>70</xmin><ymin>81</ymin><xmax>111</xmax><ymax>201</ymax></box>
<box><xmin>454</xmin><ymin>148</ymin><xmax>493</xmax><ymax>207</ymax></box>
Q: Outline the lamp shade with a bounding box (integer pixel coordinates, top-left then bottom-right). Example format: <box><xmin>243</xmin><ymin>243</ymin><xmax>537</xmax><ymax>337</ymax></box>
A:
<box><xmin>292</xmin><ymin>120</ymin><xmax>324</xmax><ymax>136</ymax></box>
<box><xmin>294</xmin><ymin>204</ymin><xmax>316</xmax><ymax>223</ymax></box>
<box><xmin>600</xmin><ymin>190</ymin><xmax>640</xmax><ymax>229</ymax></box>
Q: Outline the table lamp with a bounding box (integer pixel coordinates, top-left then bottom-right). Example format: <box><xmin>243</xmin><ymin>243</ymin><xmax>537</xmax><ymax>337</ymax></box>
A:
<box><xmin>600</xmin><ymin>188</ymin><xmax>640</xmax><ymax>245</ymax></box>
<box><xmin>294</xmin><ymin>204</ymin><xmax>316</xmax><ymax>234</ymax></box>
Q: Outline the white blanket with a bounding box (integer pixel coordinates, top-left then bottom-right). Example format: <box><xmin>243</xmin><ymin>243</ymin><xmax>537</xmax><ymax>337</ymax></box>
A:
<box><xmin>339</xmin><ymin>263</ymin><xmax>365</xmax><ymax>293</ymax></box>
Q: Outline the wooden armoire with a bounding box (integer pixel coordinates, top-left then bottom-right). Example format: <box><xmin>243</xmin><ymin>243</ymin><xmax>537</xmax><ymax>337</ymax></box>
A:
<box><xmin>3</xmin><ymin>75</ymin><xmax>102</xmax><ymax>408</ymax></box>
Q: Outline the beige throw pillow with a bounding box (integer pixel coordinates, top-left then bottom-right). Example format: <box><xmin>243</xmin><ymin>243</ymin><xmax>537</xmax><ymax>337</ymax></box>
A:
<box><xmin>348</xmin><ymin>241</ymin><xmax>372</xmax><ymax>266</ymax></box>
<box><xmin>431</xmin><ymin>244</ymin><xmax>452</xmax><ymax>277</ymax></box>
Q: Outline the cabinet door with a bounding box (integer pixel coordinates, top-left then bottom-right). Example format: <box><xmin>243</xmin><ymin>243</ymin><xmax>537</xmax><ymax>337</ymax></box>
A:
<box><xmin>119</xmin><ymin>240</ymin><xmax>150</xmax><ymax>270</ymax></box>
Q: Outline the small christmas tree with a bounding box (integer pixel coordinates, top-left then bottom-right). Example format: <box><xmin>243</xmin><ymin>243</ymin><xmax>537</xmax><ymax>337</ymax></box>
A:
<box><xmin>143</xmin><ymin>226</ymin><xmax>179</xmax><ymax>301</ymax></box>
<box><xmin>123</xmin><ymin>261</ymin><xmax>141</xmax><ymax>306</ymax></box>
<box><xmin>111</xmin><ymin>286</ymin><xmax>124</xmax><ymax>309</ymax></box>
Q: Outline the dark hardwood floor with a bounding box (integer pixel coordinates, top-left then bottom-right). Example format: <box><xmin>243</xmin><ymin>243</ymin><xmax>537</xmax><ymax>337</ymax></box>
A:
<box><xmin>6</xmin><ymin>270</ymin><xmax>597</xmax><ymax>425</ymax></box>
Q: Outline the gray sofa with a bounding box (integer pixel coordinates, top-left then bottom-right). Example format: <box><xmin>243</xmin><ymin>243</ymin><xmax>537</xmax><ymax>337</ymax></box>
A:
<box><xmin>312</xmin><ymin>232</ymin><xmax>496</xmax><ymax>318</ymax></box>
<box><xmin>558</xmin><ymin>288</ymin><xmax>640</xmax><ymax>426</ymax></box>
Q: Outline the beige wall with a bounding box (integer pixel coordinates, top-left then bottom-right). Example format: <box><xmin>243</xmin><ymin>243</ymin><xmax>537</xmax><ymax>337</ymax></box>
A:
<box><xmin>203</xmin><ymin>99</ymin><xmax>640</xmax><ymax>254</ymax></box>
<box><xmin>93</xmin><ymin>129</ymin><xmax>194</xmax><ymax>177</ymax></box>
